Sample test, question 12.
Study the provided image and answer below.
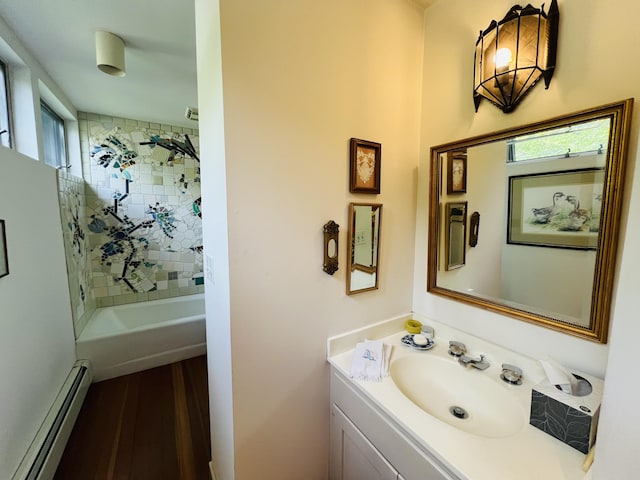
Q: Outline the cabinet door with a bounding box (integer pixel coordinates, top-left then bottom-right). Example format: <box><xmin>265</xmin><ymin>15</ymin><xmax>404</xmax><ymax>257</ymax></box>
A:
<box><xmin>331</xmin><ymin>404</ymin><xmax>398</xmax><ymax>480</ymax></box>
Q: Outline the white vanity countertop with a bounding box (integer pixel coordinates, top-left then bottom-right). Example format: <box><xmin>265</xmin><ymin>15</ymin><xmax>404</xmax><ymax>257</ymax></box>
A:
<box><xmin>328</xmin><ymin>322</ymin><xmax>594</xmax><ymax>480</ymax></box>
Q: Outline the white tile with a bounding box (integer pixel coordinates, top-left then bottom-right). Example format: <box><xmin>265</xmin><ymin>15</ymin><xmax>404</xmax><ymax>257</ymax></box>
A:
<box><xmin>110</xmin><ymin>262</ymin><xmax>125</xmax><ymax>276</ymax></box>
<box><xmin>94</xmin><ymin>287</ymin><xmax>108</xmax><ymax>297</ymax></box>
<box><xmin>139</xmin><ymin>279</ymin><xmax>155</xmax><ymax>292</ymax></box>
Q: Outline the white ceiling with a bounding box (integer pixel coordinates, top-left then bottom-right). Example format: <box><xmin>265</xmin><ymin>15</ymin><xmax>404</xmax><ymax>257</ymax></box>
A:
<box><xmin>0</xmin><ymin>0</ymin><xmax>198</xmax><ymax>128</ymax></box>
<box><xmin>0</xmin><ymin>1</ymin><xmax>441</xmax><ymax>129</ymax></box>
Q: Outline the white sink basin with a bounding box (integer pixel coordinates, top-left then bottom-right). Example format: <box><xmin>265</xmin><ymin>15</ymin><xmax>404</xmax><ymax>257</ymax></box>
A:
<box><xmin>390</xmin><ymin>354</ymin><xmax>526</xmax><ymax>438</ymax></box>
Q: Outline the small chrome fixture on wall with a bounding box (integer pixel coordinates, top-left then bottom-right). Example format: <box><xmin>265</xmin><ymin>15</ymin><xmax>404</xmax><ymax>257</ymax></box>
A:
<box><xmin>95</xmin><ymin>31</ymin><xmax>126</xmax><ymax>77</ymax></box>
<box><xmin>473</xmin><ymin>0</ymin><xmax>559</xmax><ymax>113</ymax></box>
<box><xmin>323</xmin><ymin>220</ymin><xmax>339</xmax><ymax>275</ymax></box>
<box><xmin>185</xmin><ymin>107</ymin><xmax>199</xmax><ymax>121</ymax></box>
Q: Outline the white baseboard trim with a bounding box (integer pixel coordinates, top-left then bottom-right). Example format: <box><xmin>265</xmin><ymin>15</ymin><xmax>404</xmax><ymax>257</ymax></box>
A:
<box><xmin>12</xmin><ymin>360</ymin><xmax>92</xmax><ymax>480</ymax></box>
<box><xmin>209</xmin><ymin>461</ymin><xmax>217</xmax><ymax>480</ymax></box>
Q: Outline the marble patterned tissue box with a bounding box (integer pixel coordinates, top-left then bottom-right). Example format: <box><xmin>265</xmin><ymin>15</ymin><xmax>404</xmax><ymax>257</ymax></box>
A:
<box><xmin>529</xmin><ymin>372</ymin><xmax>603</xmax><ymax>454</ymax></box>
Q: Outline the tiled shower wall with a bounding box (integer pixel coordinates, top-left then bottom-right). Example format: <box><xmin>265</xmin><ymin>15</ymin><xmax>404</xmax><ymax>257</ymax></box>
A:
<box><xmin>58</xmin><ymin>112</ymin><xmax>203</xmax><ymax>336</ymax></box>
<box><xmin>58</xmin><ymin>171</ymin><xmax>95</xmax><ymax>336</ymax></box>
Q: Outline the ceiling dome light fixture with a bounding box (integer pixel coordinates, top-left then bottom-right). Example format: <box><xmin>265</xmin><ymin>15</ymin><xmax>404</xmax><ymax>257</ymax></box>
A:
<box><xmin>473</xmin><ymin>0</ymin><xmax>559</xmax><ymax>113</ymax></box>
<box><xmin>95</xmin><ymin>31</ymin><xmax>126</xmax><ymax>77</ymax></box>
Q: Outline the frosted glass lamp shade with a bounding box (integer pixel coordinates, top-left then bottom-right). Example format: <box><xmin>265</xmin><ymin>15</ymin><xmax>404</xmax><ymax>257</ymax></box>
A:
<box><xmin>95</xmin><ymin>31</ymin><xmax>126</xmax><ymax>77</ymax></box>
<box><xmin>473</xmin><ymin>0</ymin><xmax>559</xmax><ymax>113</ymax></box>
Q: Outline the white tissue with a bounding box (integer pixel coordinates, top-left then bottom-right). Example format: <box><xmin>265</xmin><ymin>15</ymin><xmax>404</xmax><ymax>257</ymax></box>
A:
<box><xmin>350</xmin><ymin>340</ymin><xmax>392</xmax><ymax>382</ymax></box>
<box><xmin>540</xmin><ymin>358</ymin><xmax>579</xmax><ymax>395</ymax></box>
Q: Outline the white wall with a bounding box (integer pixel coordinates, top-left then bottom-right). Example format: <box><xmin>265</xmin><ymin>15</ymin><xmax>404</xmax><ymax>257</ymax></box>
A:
<box><xmin>0</xmin><ymin>15</ymin><xmax>79</xmax><ymax>479</ymax></box>
<box><xmin>196</xmin><ymin>0</ymin><xmax>424</xmax><ymax>477</ymax></box>
<box><xmin>414</xmin><ymin>0</ymin><xmax>640</xmax><ymax>476</ymax></box>
<box><xmin>0</xmin><ymin>13</ymin><xmax>78</xmax><ymax>166</ymax></box>
<box><xmin>0</xmin><ymin>151</ymin><xmax>76</xmax><ymax>477</ymax></box>
<box><xmin>194</xmin><ymin>1</ymin><xmax>236</xmax><ymax>479</ymax></box>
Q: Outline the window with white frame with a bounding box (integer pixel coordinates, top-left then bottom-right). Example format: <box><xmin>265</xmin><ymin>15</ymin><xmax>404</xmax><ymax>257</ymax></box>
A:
<box><xmin>40</xmin><ymin>101</ymin><xmax>67</xmax><ymax>168</ymax></box>
<box><xmin>0</xmin><ymin>59</ymin><xmax>11</xmax><ymax>148</ymax></box>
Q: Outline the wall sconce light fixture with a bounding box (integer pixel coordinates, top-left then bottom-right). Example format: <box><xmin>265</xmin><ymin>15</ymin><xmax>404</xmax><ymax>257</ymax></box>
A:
<box><xmin>473</xmin><ymin>0</ymin><xmax>559</xmax><ymax>113</ymax></box>
<box><xmin>95</xmin><ymin>31</ymin><xmax>126</xmax><ymax>77</ymax></box>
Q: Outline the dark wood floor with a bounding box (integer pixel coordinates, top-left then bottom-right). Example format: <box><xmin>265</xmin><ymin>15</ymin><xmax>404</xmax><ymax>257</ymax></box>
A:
<box><xmin>54</xmin><ymin>356</ymin><xmax>211</xmax><ymax>480</ymax></box>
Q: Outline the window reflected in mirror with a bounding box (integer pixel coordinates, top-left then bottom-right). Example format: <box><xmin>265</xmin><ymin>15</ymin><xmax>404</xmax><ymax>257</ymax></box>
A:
<box><xmin>508</xmin><ymin>118</ymin><xmax>610</xmax><ymax>162</ymax></box>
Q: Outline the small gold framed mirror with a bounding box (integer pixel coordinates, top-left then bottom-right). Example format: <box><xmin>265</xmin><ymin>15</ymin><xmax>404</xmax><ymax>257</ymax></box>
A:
<box><xmin>444</xmin><ymin>202</ymin><xmax>467</xmax><ymax>271</ymax></box>
<box><xmin>347</xmin><ymin>203</ymin><xmax>382</xmax><ymax>295</ymax></box>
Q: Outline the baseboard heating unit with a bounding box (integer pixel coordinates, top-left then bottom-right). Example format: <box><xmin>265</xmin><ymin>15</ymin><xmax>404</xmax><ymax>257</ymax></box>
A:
<box><xmin>12</xmin><ymin>360</ymin><xmax>92</xmax><ymax>480</ymax></box>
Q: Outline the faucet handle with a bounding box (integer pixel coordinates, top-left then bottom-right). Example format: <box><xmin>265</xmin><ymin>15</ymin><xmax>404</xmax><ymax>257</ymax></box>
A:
<box><xmin>501</xmin><ymin>363</ymin><xmax>523</xmax><ymax>385</ymax></box>
<box><xmin>448</xmin><ymin>340</ymin><xmax>466</xmax><ymax>357</ymax></box>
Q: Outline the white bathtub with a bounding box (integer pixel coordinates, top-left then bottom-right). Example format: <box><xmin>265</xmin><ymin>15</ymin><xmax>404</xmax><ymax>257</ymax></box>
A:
<box><xmin>76</xmin><ymin>294</ymin><xmax>206</xmax><ymax>381</ymax></box>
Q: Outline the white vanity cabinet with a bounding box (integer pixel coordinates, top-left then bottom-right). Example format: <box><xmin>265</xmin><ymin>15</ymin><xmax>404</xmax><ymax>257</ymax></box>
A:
<box><xmin>328</xmin><ymin>324</ymin><xmax>592</xmax><ymax>480</ymax></box>
<box><xmin>330</xmin><ymin>368</ymin><xmax>458</xmax><ymax>480</ymax></box>
<box><xmin>331</xmin><ymin>405</ymin><xmax>399</xmax><ymax>480</ymax></box>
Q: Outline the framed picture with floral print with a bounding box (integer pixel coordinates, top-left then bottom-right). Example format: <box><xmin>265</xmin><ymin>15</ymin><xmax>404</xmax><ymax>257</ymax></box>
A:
<box><xmin>349</xmin><ymin>138</ymin><xmax>381</xmax><ymax>194</ymax></box>
<box><xmin>447</xmin><ymin>150</ymin><xmax>467</xmax><ymax>194</ymax></box>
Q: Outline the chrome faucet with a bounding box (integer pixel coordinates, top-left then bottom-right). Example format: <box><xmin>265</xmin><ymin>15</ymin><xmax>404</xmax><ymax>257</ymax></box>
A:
<box><xmin>449</xmin><ymin>340</ymin><xmax>490</xmax><ymax>370</ymax></box>
<box><xmin>448</xmin><ymin>340</ymin><xmax>466</xmax><ymax>357</ymax></box>
<box><xmin>458</xmin><ymin>353</ymin><xmax>490</xmax><ymax>370</ymax></box>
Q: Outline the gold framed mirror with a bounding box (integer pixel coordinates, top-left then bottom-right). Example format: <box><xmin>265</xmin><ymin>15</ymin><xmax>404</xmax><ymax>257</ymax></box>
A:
<box><xmin>347</xmin><ymin>203</ymin><xmax>382</xmax><ymax>295</ymax></box>
<box><xmin>428</xmin><ymin>99</ymin><xmax>633</xmax><ymax>343</ymax></box>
